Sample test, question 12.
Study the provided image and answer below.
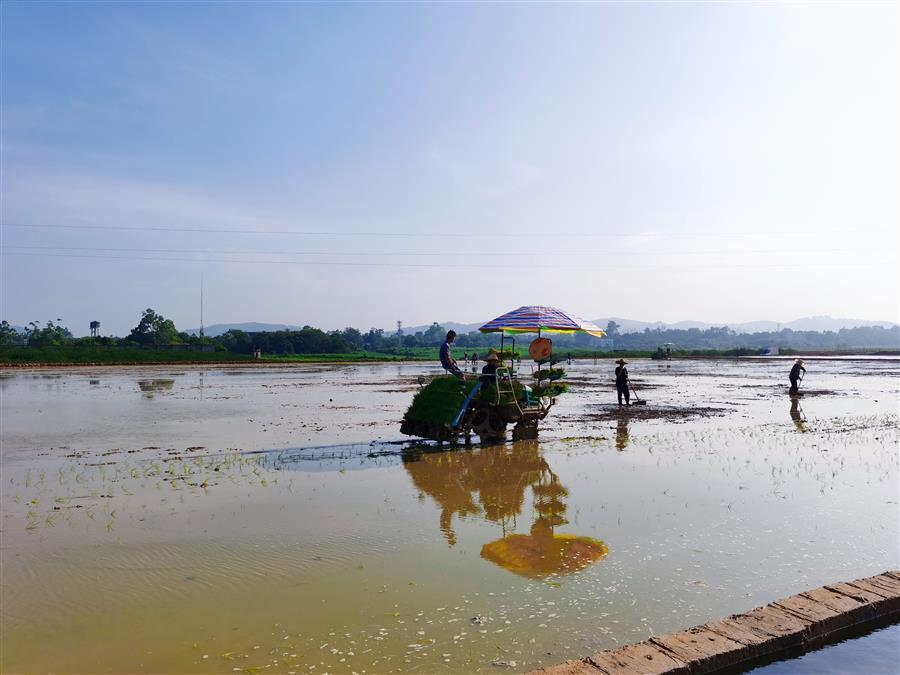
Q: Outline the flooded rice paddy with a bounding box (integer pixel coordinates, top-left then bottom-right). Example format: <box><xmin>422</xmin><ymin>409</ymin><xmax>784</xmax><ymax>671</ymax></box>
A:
<box><xmin>1</xmin><ymin>358</ymin><xmax>898</xmax><ymax>673</ymax></box>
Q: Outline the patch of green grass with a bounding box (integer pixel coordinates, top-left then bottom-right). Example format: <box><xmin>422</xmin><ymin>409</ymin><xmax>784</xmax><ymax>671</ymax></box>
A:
<box><xmin>0</xmin><ymin>346</ymin><xmax>442</xmax><ymax>365</ymax></box>
<box><xmin>0</xmin><ymin>346</ymin><xmax>254</xmax><ymax>365</ymax></box>
<box><xmin>259</xmin><ymin>350</ymin><xmax>434</xmax><ymax>363</ymax></box>
<box><xmin>533</xmin><ymin>382</ymin><xmax>569</xmax><ymax>397</ymax></box>
<box><xmin>533</xmin><ymin>367</ymin><xmax>566</xmax><ymax>381</ymax></box>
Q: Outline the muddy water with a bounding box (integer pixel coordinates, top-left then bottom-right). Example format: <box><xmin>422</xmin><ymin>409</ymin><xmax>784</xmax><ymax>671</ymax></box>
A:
<box><xmin>1</xmin><ymin>358</ymin><xmax>897</xmax><ymax>673</ymax></box>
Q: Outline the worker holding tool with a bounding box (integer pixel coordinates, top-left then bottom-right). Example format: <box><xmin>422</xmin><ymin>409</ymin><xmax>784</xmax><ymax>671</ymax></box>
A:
<box><xmin>615</xmin><ymin>359</ymin><xmax>630</xmax><ymax>406</ymax></box>
<box><xmin>789</xmin><ymin>358</ymin><xmax>806</xmax><ymax>395</ymax></box>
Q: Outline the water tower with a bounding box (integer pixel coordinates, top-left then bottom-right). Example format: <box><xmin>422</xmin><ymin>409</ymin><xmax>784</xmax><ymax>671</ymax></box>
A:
<box><xmin>90</xmin><ymin>321</ymin><xmax>100</xmax><ymax>337</ymax></box>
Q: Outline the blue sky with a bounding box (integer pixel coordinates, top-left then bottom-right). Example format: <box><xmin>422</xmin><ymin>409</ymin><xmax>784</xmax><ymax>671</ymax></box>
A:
<box><xmin>2</xmin><ymin>1</ymin><xmax>897</xmax><ymax>335</ymax></box>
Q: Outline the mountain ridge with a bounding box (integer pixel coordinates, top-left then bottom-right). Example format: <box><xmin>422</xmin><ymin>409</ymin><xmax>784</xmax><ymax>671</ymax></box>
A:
<box><xmin>179</xmin><ymin>316</ymin><xmax>898</xmax><ymax>338</ymax></box>
<box><xmin>394</xmin><ymin>315</ymin><xmax>898</xmax><ymax>336</ymax></box>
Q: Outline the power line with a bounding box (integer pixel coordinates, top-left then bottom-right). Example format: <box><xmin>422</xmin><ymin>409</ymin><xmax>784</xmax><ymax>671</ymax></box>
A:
<box><xmin>0</xmin><ymin>221</ymin><xmax>892</xmax><ymax>238</ymax></box>
<box><xmin>1</xmin><ymin>250</ymin><xmax>889</xmax><ymax>270</ymax></box>
<box><xmin>0</xmin><ymin>244</ymin><xmax>882</xmax><ymax>257</ymax></box>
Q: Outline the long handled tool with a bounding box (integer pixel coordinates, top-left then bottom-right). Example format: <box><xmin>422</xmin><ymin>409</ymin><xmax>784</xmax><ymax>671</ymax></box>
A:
<box><xmin>628</xmin><ymin>381</ymin><xmax>647</xmax><ymax>405</ymax></box>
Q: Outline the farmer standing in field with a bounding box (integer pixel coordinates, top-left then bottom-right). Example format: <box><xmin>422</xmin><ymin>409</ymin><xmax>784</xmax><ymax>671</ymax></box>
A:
<box><xmin>789</xmin><ymin>358</ymin><xmax>806</xmax><ymax>395</ymax></box>
<box><xmin>615</xmin><ymin>359</ymin><xmax>630</xmax><ymax>406</ymax></box>
<box><xmin>440</xmin><ymin>330</ymin><xmax>463</xmax><ymax>378</ymax></box>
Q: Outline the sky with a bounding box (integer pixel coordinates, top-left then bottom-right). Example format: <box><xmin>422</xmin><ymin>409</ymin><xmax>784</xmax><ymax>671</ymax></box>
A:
<box><xmin>1</xmin><ymin>1</ymin><xmax>897</xmax><ymax>336</ymax></box>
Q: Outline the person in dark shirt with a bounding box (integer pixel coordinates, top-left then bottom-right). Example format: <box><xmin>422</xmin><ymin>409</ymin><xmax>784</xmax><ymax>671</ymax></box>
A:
<box><xmin>615</xmin><ymin>359</ymin><xmax>630</xmax><ymax>406</ymax></box>
<box><xmin>789</xmin><ymin>359</ymin><xmax>806</xmax><ymax>395</ymax></box>
<box><xmin>480</xmin><ymin>351</ymin><xmax>500</xmax><ymax>386</ymax></box>
<box><xmin>439</xmin><ymin>330</ymin><xmax>463</xmax><ymax>378</ymax></box>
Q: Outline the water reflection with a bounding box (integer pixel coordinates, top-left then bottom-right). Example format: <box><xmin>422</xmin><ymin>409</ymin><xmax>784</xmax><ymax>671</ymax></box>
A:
<box><xmin>403</xmin><ymin>442</ymin><xmax>607</xmax><ymax>578</ymax></box>
<box><xmin>615</xmin><ymin>416</ymin><xmax>630</xmax><ymax>450</ymax></box>
<box><xmin>137</xmin><ymin>379</ymin><xmax>175</xmax><ymax>398</ymax></box>
<box><xmin>790</xmin><ymin>397</ymin><xmax>808</xmax><ymax>432</ymax></box>
<box><xmin>404</xmin><ymin>442</ymin><xmax>546</xmax><ymax>545</ymax></box>
<box><xmin>481</xmin><ymin>522</ymin><xmax>608</xmax><ymax>579</ymax></box>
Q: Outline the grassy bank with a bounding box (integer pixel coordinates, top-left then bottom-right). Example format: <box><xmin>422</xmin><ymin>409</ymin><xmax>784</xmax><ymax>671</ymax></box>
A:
<box><xmin>0</xmin><ymin>346</ymin><xmax>437</xmax><ymax>366</ymax></box>
<box><xmin>0</xmin><ymin>346</ymin><xmax>256</xmax><ymax>365</ymax></box>
<box><xmin>260</xmin><ymin>350</ymin><xmax>433</xmax><ymax>362</ymax></box>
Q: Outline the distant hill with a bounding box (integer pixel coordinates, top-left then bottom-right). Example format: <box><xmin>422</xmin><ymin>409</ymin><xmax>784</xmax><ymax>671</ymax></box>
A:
<box><xmin>183</xmin><ymin>322</ymin><xmax>304</xmax><ymax>337</ymax></box>
<box><xmin>398</xmin><ymin>315</ymin><xmax>897</xmax><ymax>336</ymax></box>
<box><xmin>776</xmin><ymin>316</ymin><xmax>897</xmax><ymax>332</ymax></box>
<box><xmin>179</xmin><ymin>315</ymin><xmax>896</xmax><ymax>339</ymax></box>
<box><xmin>592</xmin><ymin>316</ymin><xmax>897</xmax><ymax>334</ymax></box>
<box><xmin>395</xmin><ymin>321</ymin><xmax>483</xmax><ymax>336</ymax></box>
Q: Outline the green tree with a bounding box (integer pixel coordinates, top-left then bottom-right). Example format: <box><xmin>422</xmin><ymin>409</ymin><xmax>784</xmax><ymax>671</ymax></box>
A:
<box><xmin>25</xmin><ymin>319</ymin><xmax>72</xmax><ymax>347</ymax></box>
<box><xmin>422</xmin><ymin>322</ymin><xmax>446</xmax><ymax>346</ymax></box>
<box><xmin>0</xmin><ymin>320</ymin><xmax>24</xmax><ymax>345</ymax></box>
<box><xmin>341</xmin><ymin>327</ymin><xmax>364</xmax><ymax>350</ymax></box>
<box><xmin>128</xmin><ymin>308</ymin><xmax>181</xmax><ymax>346</ymax></box>
<box><xmin>0</xmin><ymin>321</ymin><xmax>25</xmax><ymax>345</ymax></box>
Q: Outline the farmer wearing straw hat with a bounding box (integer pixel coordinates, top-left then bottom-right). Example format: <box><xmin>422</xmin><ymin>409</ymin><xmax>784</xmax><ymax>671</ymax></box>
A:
<box><xmin>480</xmin><ymin>350</ymin><xmax>501</xmax><ymax>386</ymax></box>
<box><xmin>615</xmin><ymin>359</ymin><xmax>630</xmax><ymax>406</ymax></box>
<box><xmin>789</xmin><ymin>358</ymin><xmax>806</xmax><ymax>395</ymax></box>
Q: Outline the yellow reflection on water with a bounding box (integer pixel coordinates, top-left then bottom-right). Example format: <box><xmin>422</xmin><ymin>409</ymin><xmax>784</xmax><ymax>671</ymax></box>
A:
<box><xmin>403</xmin><ymin>441</ymin><xmax>608</xmax><ymax>578</ymax></box>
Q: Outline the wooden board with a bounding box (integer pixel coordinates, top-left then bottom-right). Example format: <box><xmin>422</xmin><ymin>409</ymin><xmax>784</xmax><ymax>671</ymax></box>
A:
<box><xmin>527</xmin><ymin>571</ymin><xmax>900</xmax><ymax>675</ymax></box>
<box><xmin>531</xmin><ymin>659</ymin><xmax>601</xmax><ymax>675</ymax></box>
<box><xmin>845</xmin><ymin>579</ymin><xmax>900</xmax><ymax>615</ymax></box>
<box><xmin>650</xmin><ymin>627</ymin><xmax>745</xmax><ymax>673</ymax></box>
<box><xmin>587</xmin><ymin>641</ymin><xmax>689</xmax><ymax>675</ymax></box>
<box><xmin>862</xmin><ymin>573</ymin><xmax>900</xmax><ymax>596</ymax></box>
<box><xmin>774</xmin><ymin>592</ymin><xmax>857</xmax><ymax>636</ymax></box>
<box><xmin>703</xmin><ymin>604</ymin><xmax>810</xmax><ymax>655</ymax></box>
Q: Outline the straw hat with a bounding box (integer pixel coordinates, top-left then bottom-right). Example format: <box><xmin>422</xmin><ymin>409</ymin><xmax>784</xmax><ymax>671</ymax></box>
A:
<box><xmin>615</xmin><ymin>359</ymin><xmax>627</xmax><ymax>365</ymax></box>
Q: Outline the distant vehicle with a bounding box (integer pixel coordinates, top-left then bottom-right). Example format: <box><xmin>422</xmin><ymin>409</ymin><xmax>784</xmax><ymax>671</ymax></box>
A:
<box><xmin>652</xmin><ymin>343</ymin><xmax>674</xmax><ymax>360</ymax></box>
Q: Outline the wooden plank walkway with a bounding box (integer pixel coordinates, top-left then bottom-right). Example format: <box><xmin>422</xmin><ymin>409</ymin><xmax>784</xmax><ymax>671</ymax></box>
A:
<box><xmin>530</xmin><ymin>571</ymin><xmax>900</xmax><ymax>675</ymax></box>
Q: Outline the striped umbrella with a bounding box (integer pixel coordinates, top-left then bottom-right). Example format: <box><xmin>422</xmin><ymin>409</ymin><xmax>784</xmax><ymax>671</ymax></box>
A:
<box><xmin>479</xmin><ymin>306</ymin><xmax>606</xmax><ymax>338</ymax></box>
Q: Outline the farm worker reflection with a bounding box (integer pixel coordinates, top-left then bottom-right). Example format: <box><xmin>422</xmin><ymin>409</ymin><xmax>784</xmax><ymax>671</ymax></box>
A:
<box><xmin>615</xmin><ymin>359</ymin><xmax>630</xmax><ymax>406</ymax></box>
<box><xmin>789</xmin><ymin>398</ymin><xmax>807</xmax><ymax>432</ymax></box>
<box><xmin>789</xmin><ymin>359</ymin><xmax>806</xmax><ymax>395</ymax></box>
<box><xmin>615</xmin><ymin>416</ymin><xmax>630</xmax><ymax>450</ymax></box>
<box><xmin>440</xmin><ymin>330</ymin><xmax>463</xmax><ymax>378</ymax></box>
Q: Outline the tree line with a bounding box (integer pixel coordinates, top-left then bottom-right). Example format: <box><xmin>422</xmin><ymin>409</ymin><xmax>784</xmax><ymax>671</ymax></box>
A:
<box><xmin>1</xmin><ymin>311</ymin><xmax>897</xmax><ymax>353</ymax></box>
